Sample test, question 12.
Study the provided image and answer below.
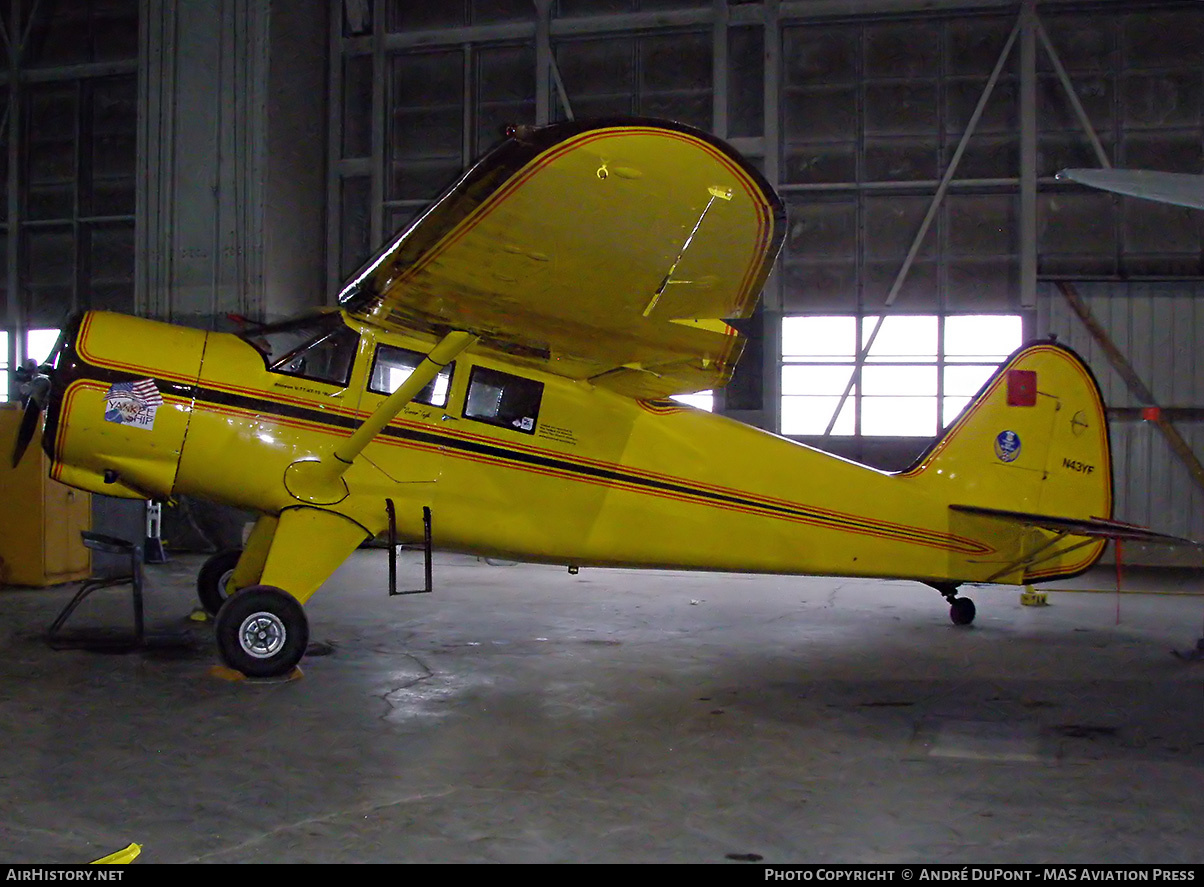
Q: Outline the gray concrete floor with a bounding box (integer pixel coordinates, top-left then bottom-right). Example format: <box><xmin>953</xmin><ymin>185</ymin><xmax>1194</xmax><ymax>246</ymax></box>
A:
<box><xmin>1</xmin><ymin>551</ymin><xmax>1203</xmax><ymax>864</ymax></box>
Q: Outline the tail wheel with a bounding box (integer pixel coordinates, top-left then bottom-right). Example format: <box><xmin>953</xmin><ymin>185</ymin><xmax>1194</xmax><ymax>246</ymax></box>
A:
<box><xmin>949</xmin><ymin>596</ymin><xmax>977</xmax><ymax>626</ymax></box>
<box><xmin>214</xmin><ymin>585</ymin><xmax>309</xmax><ymax>677</ymax></box>
<box><xmin>197</xmin><ymin>548</ymin><xmax>243</xmax><ymax>615</ymax></box>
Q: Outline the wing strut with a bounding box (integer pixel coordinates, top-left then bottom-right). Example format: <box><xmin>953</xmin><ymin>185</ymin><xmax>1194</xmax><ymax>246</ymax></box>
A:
<box><xmin>285</xmin><ymin>330</ymin><xmax>478</xmax><ymax>505</ymax></box>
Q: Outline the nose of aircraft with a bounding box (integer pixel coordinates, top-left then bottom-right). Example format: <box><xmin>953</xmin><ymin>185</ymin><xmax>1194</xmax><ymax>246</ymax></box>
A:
<box><xmin>40</xmin><ymin>311</ymin><xmax>209</xmax><ymax>500</ymax></box>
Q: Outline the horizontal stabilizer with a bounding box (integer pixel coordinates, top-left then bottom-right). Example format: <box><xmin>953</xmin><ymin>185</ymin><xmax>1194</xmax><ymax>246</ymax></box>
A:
<box><xmin>950</xmin><ymin>504</ymin><xmax>1195</xmax><ymax>546</ymax></box>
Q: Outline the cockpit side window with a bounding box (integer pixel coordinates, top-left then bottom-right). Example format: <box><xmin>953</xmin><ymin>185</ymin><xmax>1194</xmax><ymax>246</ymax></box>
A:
<box><xmin>369</xmin><ymin>344</ymin><xmax>453</xmax><ymax>407</ymax></box>
<box><xmin>463</xmin><ymin>366</ymin><xmax>543</xmax><ymax>434</ymax></box>
<box><xmin>242</xmin><ymin>314</ymin><xmax>359</xmax><ymax>387</ymax></box>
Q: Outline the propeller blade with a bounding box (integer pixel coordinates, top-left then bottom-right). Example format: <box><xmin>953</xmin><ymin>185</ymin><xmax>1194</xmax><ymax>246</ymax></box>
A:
<box><xmin>27</xmin><ymin>374</ymin><xmax>51</xmax><ymax>409</ymax></box>
<box><xmin>11</xmin><ymin>398</ymin><xmax>42</xmax><ymax>468</ymax></box>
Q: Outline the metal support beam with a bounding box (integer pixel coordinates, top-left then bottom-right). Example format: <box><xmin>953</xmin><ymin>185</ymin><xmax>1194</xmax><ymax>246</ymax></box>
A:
<box><xmin>1019</xmin><ymin>0</ymin><xmax>1037</xmax><ymax>309</ymax></box>
<box><xmin>711</xmin><ymin>0</ymin><xmax>728</xmax><ymax>139</ymax></box>
<box><xmin>534</xmin><ymin>0</ymin><xmax>551</xmax><ymax>126</ymax></box>
<box><xmin>462</xmin><ymin>42</ymin><xmax>473</xmax><ymax>171</ymax></box>
<box><xmin>326</xmin><ymin>0</ymin><xmax>344</xmax><ymax>299</ymax></box>
<box><xmin>369</xmin><ymin>0</ymin><xmax>385</xmax><ymax>250</ymax></box>
<box><xmin>4</xmin><ymin>0</ymin><xmax>20</xmax><ymax>397</ymax></box>
<box><xmin>1035</xmin><ymin>16</ymin><xmax>1110</xmax><ymax>170</ymax></box>
<box><xmin>762</xmin><ymin>0</ymin><xmax>782</xmax><ymax>432</ymax></box>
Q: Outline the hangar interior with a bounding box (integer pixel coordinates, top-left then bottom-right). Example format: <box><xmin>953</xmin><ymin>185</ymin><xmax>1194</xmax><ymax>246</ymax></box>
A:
<box><xmin>3</xmin><ymin>0</ymin><xmax>1204</xmax><ymax>554</ymax></box>
<box><xmin>1</xmin><ymin>0</ymin><xmax>1203</xmax><ymax>865</ymax></box>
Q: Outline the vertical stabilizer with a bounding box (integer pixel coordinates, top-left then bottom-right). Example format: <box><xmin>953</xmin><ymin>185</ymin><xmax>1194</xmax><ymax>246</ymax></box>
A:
<box><xmin>902</xmin><ymin>341</ymin><xmax>1112</xmax><ymax>581</ymax></box>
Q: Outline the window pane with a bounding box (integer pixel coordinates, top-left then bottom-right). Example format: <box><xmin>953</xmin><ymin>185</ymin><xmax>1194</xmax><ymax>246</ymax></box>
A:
<box><xmin>271</xmin><ymin>327</ymin><xmax>358</xmax><ymax>386</ymax></box>
<box><xmin>781</xmin><ymin>364</ymin><xmax>855</xmax><ymax>396</ymax></box>
<box><xmin>862</xmin><ymin>395</ymin><xmax>937</xmax><ymax>436</ymax></box>
<box><xmin>369</xmin><ymin>344</ymin><xmax>453</xmax><ymax>407</ymax></box>
<box><xmin>943</xmin><ymin>364</ymin><xmax>995</xmax><ymax>397</ymax></box>
<box><xmin>27</xmin><ymin>328</ymin><xmax>60</xmax><ymax>365</ymax></box>
<box><xmin>781</xmin><ymin>395</ymin><xmax>854</xmax><ymax>435</ymax></box>
<box><xmin>862</xmin><ymin>315</ymin><xmax>938</xmax><ymax>361</ymax></box>
<box><xmin>943</xmin><ymin>396</ymin><xmax>972</xmax><ymax>427</ymax></box>
<box><xmin>244</xmin><ymin>315</ymin><xmax>359</xmax><ymax>386</ymax></box>
<box><xmin>464</xmin><ymin>366</ymin><xmax>543</xmax><ymax>434</ymax></box>
<box><xmin>782</xmin><ymin>315</ymin><xmax>856</xmax><ymax>358</ymax></box>
<box><xmin>862</xmin><ymin>364</ymin><xmax>937</xmax><ymax>397</ymax></box>
<box><xmin>945</xmin><ymin>314</ymin><xmax>1023</xmax><ymax>361</ymax></box>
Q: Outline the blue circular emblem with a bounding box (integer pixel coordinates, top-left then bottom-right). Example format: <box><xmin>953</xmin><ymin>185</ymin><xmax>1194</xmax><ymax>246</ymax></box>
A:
<box><xmin>994</xmin><ymin>430</ymin><xmax>1021</xmax><ymax>463</ymax></box>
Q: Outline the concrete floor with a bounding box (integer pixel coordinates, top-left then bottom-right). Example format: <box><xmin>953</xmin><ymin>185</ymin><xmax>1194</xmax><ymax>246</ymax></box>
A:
<box><xmin>1</xmin><ymin>551</ymin><xmax>1203</xmax><ymax>864</ymax></box>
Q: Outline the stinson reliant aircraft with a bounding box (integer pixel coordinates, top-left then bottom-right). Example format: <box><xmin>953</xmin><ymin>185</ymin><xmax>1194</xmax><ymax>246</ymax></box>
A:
<box><xmin>11</xmin><ymin>118</ymin><xmax>1183</xmax><ymax>677</ymax></box>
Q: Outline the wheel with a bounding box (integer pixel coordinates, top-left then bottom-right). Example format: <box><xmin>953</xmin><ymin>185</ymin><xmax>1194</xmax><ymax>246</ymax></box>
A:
<box><xmin>214</xmin><ymin>585</ymin><xmax>309</xmax><ymax>678</ymax></box>
<box><xmin>197</xmin><ymin>548</ymin><xmax>243</xmax><ymax>615</ymax></box>
<box><xmin>949</xmin><ymin>596</ymin><xmax>977</xmax><ymax>626</ymax></box>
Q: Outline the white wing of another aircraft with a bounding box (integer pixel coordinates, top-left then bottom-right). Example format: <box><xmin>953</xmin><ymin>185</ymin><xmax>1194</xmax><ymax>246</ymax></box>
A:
<box><xmin>1057</xmin><ymin>168</ymin><xmax>1204</xmax><ymax>210</ymax></box>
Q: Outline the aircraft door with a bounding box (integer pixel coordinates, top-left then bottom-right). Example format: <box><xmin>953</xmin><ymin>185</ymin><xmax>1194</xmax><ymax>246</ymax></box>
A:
<box><xmin>358</xmin><ymin>336</ymin><xmax>454</xmax><ymax>494</ymax></box>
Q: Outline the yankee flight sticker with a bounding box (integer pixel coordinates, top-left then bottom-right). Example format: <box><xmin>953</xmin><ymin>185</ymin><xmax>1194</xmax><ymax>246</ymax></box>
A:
<box><xmin>104</xmin><ymin>379</ymin><xmax>164</xmax><ymax>430</ymax></box>
<box><xmin>994</xmin><ymin>430</ymin><xmax>1021</xmax><ymax>463</ymax></box>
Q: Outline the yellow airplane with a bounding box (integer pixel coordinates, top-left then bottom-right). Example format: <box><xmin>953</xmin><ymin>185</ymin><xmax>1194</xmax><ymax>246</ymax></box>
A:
<box><xmin>9</xmin><ymin>118</ymin><xmax>1184</xmax><ymax>677</ymax></box>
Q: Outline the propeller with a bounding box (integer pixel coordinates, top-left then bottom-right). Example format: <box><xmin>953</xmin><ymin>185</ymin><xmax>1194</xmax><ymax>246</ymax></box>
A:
<box><xmin>10</xmin><ymin>329</ymin><xmax>65</xmax><ymax>468</ymax></box>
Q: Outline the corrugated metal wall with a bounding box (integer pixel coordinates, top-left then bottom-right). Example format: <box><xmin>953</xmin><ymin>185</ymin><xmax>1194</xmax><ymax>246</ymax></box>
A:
<box><xmin>1038</xmin><ymin>280</ymin><xmax>1204</xmax><ymax>556</ymax></box>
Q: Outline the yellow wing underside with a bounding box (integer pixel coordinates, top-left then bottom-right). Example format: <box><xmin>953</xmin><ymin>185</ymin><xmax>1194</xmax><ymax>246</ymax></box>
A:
<box><xmin>340</xmin><ymin>119</ymin><xmax>786</xmax><ymax>399</ymax></box>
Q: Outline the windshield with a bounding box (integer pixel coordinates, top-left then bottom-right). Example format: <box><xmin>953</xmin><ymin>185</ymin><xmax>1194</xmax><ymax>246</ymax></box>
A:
<box><xmin>242</xmin><ymin>313</ymin><xmax>359</xmax><ymax>387</ymax></box>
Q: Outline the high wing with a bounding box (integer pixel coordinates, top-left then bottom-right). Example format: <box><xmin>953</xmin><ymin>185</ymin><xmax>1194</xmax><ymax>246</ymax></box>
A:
<box><xmin>950</xmin><ymin>504</ymin><xmax>1194</xmax><ymax>545</ymax></box>
<box><xmin>338</xmin><ymin>118</ymin><xmax>786</xmax><ymax>399</ymax></box>
<box><xmin>1057</xmin><ymin>168</ymin><xmax>1204</xmax><ymax>211</ymax></box>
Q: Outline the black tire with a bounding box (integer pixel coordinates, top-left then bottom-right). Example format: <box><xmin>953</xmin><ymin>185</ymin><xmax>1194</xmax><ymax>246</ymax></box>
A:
<box><xmin>214</xmin><ymin>585</ymin><xmax>309</xmax><ymax>678</ymax></box>
<box><xmin>949</xmin><ymin>596</ymin><xmax>977</xmax><ymax>626</ymax></box>
<box><xmin>197</xmin><ymin>548</ymin><xmax>243</xmax><ymax>615</ymax></box>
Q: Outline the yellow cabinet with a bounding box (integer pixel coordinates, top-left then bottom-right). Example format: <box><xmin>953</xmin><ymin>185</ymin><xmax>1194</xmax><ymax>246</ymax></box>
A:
<box><xmin>0</xmin><ymin>405</ymin><xmax>91</xmax><ymax>586</ymax></box>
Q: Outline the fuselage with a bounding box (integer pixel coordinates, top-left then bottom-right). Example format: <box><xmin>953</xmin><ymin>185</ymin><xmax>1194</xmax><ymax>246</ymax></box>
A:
<box><xmin>43</xmin><ymin>310</ymin><xmax>1108</xmax><ymax>587</ymax></box>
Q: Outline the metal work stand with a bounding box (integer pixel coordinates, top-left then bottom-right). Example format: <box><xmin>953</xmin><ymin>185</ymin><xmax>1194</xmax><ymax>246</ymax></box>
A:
<box><xmin>47</xmin><ymin>532</ymin><xmax>145</xmax><ymax>651</ymax></box>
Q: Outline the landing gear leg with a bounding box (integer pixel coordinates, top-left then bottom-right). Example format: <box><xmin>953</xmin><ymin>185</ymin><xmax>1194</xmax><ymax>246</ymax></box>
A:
<box><xmin>930</xmin><ymin>582</ymin><xmax>976</xmax><ymax>626</ymax></box>
<box><xmin>208</xmin><ymin>507</ymin><xmax>369</xmax><ymax>677</ymax></box>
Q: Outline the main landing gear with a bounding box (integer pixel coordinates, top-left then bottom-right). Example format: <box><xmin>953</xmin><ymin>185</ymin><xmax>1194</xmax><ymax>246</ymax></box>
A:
<box><xmin>198</xmin><ymin>549</ymin><xmax>309</xmax><ymax>676</ymax></box>
<box><xmin>930</xmin><ymin>582</ymin><xmax>976</xmax><ymax>626</ymax></box>
<box><xmin>213</xmin><ymin>585</ymin><xmax>309</xmax><ymax>678</ymax></box>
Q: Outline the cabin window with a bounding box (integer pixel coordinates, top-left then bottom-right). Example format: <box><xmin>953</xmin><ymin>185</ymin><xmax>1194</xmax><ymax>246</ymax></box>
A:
<box><xmin>369</xmin><ymin>344</ymin><xmax>453</xmax><ymax>407</ymax></box>
<box><xmin>463</xmin><ymin>366</ymin><xmax>543</xmax><ymax>434</ymax></box>
<box><xmin>242</xmin><ymin>314</ymin><xmax>359</xmax><ymax>387</ymax></box>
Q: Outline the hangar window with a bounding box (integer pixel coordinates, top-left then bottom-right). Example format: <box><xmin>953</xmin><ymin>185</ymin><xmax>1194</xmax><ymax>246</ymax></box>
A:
<box><xmin>27</xmin><ymin>329</ymin><xmax>60</xmax><ymax>366</ymax></box>
<box><xmin>464</xmin><ymin>366</ymin><xmax>543</xmax><ymax>434</ymax></box>
<box><xmin>670</xmin><ymin>390</ymin><xmax>714</xmax><ymax>412</ymax></box>
<box><xmin>781</xmin><ymin>314</ymin><xmax>1023</xmax><ymax>437</ymax></box>
<box><xmin>243</xmin><ymin>314</ymin><xmax>359</xmax><ymax>387</ymax></box>
<box><xmin>369</xmin><ymin>344</ymin><xmax>453</xmax><ymax>408</ymax></box>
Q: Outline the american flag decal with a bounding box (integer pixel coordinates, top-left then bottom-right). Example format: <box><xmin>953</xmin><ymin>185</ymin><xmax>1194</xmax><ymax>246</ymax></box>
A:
<box><xmin>104</xmin><ymin>378</ymin><xmax>164</xmax><ymax>430</ymax></box>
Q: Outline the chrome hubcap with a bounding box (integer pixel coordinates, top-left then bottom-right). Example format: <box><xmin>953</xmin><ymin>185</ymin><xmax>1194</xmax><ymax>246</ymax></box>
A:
<box><xmin>239</xmin><ymin>611</ymin><xmax>286</xmax><ymax>659</ymax></box>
